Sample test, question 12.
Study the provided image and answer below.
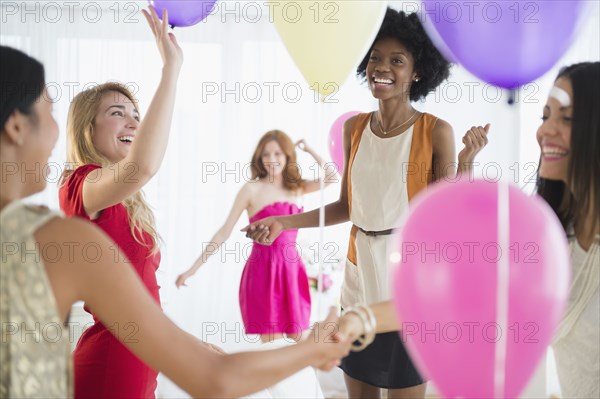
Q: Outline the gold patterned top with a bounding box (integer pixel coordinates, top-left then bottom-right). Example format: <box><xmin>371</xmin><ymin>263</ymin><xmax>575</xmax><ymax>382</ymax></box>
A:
<box><xmin>0</xmin><ymin>201</ymin><xmax>72</xmax><ymax>398</ymax></box>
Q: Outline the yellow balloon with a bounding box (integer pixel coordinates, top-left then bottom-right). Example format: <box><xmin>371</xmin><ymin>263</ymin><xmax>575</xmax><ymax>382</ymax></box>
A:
<box><xmin>270</xmin><ymin>1</ymin><xmax>387</xmax><ymax>96</ymax></box>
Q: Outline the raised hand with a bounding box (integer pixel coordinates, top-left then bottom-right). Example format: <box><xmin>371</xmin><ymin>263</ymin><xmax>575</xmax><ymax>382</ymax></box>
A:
<box><xmin>458</xmin><ymin>123</ymin><xmax>490</xmax><ymax>165</ymax></box>
<box><xmin>141</xmin><ymin>6</ymin><xmax>183</xmax><ymax>72</ymax></box>
<box><xmin>295</xmin><ymin>139</ymin><xmax>310</xmax><ymax>152</ymax></box>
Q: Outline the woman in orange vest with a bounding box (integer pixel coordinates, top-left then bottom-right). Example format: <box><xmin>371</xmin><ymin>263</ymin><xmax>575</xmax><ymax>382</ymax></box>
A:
<box><xmin>244</xmin><ymin>8</ymin><xmax>489</xmax><ymax>398</ymax></box>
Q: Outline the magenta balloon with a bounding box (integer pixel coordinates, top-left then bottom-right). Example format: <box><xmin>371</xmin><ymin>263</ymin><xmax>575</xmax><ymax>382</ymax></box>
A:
<box><xmin>391</xmin><ymin>180</ymin><xmax>570</xmax><ymax>398</ymax></box>
<box><xmin>328</xmin><ymin>111</ymin><xmax>359</xmax><ymax>174</ymax></box>
<box><xmin>421</xmin><ymin>0</ymin><xmax>587</xmax><ymax>88</ymax></box>
<box><xmin>149</xmin><ymin>0</ymin><xmax>217</xmax><ymax>27</ymax></box>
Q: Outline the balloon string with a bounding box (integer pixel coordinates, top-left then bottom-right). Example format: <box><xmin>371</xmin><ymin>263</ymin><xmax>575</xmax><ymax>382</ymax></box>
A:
<box><xmin>317</xmin><ymin>167</ymin><xmax>325</xmax><ymax>316</ymax></box>
<box><xmin>314</xmin><ymin>102</ymin><xmax>325</xmax><ymax>321</ymax></box>
<box><xmin>316</xmin><ymin>106</ymin><xmax>326</xmax><ymax>399</ymax></box>
<box><xmin>494</xmin><ymin>180</ymin><xmax>510</xmax><ymax>398</ymax></box>
<box><xmin>507</xmin><ymin>89</ymin><xmax>516</xmax><ymax>105</ymax></box>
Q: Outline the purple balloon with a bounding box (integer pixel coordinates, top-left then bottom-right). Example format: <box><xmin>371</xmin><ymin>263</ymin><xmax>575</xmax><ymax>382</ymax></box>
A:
<box><xmin>421</xmin><ymin>1</ymin><xmax>588</xmax><ymax>88</ymax></box>
<box><xmin>418</xmin><ymin>12</ymin><xmax>457</xmax><ymax>63</ymax></box>
<box><xmin>148</xmin><ymin>0</ymin><xmax>217</xmax><ymax>27</ymax></box>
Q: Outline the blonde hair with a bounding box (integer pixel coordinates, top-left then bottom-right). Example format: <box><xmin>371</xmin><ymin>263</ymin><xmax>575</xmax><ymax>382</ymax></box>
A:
<box><xmin>250</xmin><ymin>130</ymin><xmax>305</xmax><ymax>192</ymax></box>
<box><xmin>62</xmin><ymin>82</ymin><xmax>160</xmax><ymax>253</ymax></box>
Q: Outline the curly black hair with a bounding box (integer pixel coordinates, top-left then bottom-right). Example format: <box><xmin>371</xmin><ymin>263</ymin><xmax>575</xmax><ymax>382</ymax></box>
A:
<box><xmin>356</xmin><ymin>8</ymin><xmax>451</xmax><ymax>102</ymax></box>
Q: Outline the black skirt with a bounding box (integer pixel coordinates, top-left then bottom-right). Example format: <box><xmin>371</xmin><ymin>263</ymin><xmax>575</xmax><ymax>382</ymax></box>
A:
<box><xmin>339</xmin><ymin>331</ymin><xmax>426</xmax><ymax>389</ymax></box>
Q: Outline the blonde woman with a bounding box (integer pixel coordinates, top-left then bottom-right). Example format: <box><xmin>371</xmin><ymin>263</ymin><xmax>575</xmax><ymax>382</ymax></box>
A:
<box><xmin>59</xmin><ymin>6</ymin><xmax>179</xmax><ymax>398</ymax></box>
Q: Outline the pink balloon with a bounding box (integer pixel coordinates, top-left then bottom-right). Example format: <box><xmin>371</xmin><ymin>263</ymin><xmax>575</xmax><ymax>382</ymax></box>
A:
<box><xmin>328</xmin><ymin>111</ymin><xmax>359</xmax><ymax>174</ymax></box>
<box><xmin>390</xmin><ymin>180</ymin><xmax>570</xmax><ymax>398</ymax></box>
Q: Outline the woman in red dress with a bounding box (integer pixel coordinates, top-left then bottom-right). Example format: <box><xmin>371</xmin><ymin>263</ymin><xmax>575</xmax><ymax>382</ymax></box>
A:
<box><xmin>59</xmin><ymin>6</ymin><xmax>181</xmax><ymax>398</ymax></box>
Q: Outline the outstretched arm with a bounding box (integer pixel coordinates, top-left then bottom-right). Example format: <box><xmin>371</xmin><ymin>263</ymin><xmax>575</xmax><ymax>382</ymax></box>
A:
<box><xmin>37</xmin><ymin>218</ymin><xmax>352</xmax><ymax>398</ymax></box>
<box><xmin>175</xmin><ymin>185</ymin><xmax>251</xmax><ymax>288</ymax></box>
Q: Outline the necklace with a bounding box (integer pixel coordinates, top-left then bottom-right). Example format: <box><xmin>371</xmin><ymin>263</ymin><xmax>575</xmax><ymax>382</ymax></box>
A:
<box><xmin>377</xmin><ymin>110</ymin><xmax>418</xmax><ymax>135</ymax></box>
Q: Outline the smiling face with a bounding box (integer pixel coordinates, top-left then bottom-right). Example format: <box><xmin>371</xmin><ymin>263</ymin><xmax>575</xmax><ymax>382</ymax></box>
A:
<box><xmin>91</xmin><ymin>91</ymin><xmax>139</xmax><ymax>163</ymax></box>
<box><xmin>261</xmin><ymin>140</ymin><xmax>287</xmax><ymax>178</ymax></box>
<box><xmin>537</xmin><ymin>77</ymin><xmax>573</xmax><ymax>183</ymax></box>
<box><xmin>365</xmin><ymin>37</ymin><xmax>419</xmax><ymax>101</ymax></box>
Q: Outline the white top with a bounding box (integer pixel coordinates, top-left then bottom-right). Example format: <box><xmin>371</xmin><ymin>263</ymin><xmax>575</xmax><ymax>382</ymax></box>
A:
<box><xmin>553</xmin><ymin>237</ymin><xmax>600</xmax><ymax>398</ymax></box>
<box><xmin>350</xmin><ymin>117</ymin><xmax>413</xmax><ymax>231</ymax></box>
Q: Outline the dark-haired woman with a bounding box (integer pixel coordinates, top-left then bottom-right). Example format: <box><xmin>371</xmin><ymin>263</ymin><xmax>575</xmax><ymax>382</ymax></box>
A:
<box><xmin>536</xmin><ymin>62</ymin><xmax>600</xmax><ymax>398</ymax></box>
<box><xmin>244</xmin><ymin>8</ymin><xmax>489</xmax><ymax>398</ymax></box>
<box><xmin>0</xmin><ymin>32</ymin><xmax>353</xmax><ymax>399</ymax></box>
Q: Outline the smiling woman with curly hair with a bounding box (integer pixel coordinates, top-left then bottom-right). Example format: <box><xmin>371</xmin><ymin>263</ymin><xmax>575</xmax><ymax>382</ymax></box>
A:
<box><xmin>244</xmin><ymin>7</ymin><xmax>491</xmax><ymax>398</ymax></box>
<box><xmin>356</xmin><ymin>8</ymin><xmax>452</xmax><ymax>103</ymax></box>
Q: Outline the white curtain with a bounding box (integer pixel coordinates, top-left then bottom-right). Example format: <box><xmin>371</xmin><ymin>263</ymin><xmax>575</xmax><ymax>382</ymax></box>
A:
<box><xmin>2</xmin><ymin>1</ymin><xmax>598</xmax><ymax>397</ymax></box>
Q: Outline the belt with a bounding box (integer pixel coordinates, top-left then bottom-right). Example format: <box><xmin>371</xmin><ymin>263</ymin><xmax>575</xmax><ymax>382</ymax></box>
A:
<box><xmin>356</xmin><ymin>226</ymin><xmax>395</xmax><ymax>237</ymax></box>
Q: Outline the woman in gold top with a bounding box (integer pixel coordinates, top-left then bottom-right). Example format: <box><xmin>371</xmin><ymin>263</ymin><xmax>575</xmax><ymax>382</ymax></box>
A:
<box><xmin>0</xmin><ymin>9</ymin><xmax>352</xmax><ymax>398</ymax></box>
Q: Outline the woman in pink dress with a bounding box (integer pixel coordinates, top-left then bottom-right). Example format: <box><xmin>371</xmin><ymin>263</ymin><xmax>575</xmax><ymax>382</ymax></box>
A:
<box><xmin>176</xmin><ymin>130</ymin><xmax>331</xmax><ymax>339</ymax></box>
<box><xmin>176</xmin><ymin>130</ymin><xmax>332</xmax><ymax>397</ymax></box>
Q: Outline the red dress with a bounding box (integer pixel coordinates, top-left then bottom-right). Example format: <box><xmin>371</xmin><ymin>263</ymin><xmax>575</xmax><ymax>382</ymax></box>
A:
<box><xmin>59</xmin><ymin>164</ymin><xmax>161</xmax><ymax>399</ymax></box>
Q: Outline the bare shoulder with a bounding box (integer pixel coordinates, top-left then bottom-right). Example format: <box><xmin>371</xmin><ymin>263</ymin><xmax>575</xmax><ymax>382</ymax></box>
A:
<box><xmin>432</xmin><ymin>117</ymin><xmax>453</xmax><ymax>137</ymax></box>
<box><xmin>36</xmin><ymin>217</ymin><xmax>103</xmax><ymax>243</ymax></box>
<box><xmin>343</xmin><ymin>115</ymin><xmax>360</xmax><ymax>131</ymax></box>
<box><xmin>34</xmin><ymin>217</ymin><xmax>115</xmax><ymax>265</ymax></box>
<box><xmin>240</xmin><ymin>180</ymin><xmax>260</xmax><ymax>199</ymax></box>
<box><xmin>342</xmin><ymin>115</ymin><xmax>362</xmax><ymax>147</ymax></box>
<box><xmin>431</xmin><ymin>117</ymin><xmax>454</xmax><ymax>150</ymax></box>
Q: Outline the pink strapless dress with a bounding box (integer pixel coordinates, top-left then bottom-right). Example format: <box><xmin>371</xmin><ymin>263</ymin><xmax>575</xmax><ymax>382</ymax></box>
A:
<box><xmin>239</xmin><ymin>201</ymin><xmax>311</xmax><ymax>334</ymax></box>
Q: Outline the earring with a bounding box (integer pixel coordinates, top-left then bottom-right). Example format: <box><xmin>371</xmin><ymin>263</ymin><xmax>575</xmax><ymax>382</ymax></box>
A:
<box><xmin>414</xmin><ymin>78</ymin><xmax>420</xmax><ymax>82</ymax></box>
<box><xmin>16</xmin><ymin>137</ymin><xmax>24</xmax><ymax>146</ymax></box>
